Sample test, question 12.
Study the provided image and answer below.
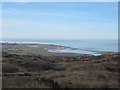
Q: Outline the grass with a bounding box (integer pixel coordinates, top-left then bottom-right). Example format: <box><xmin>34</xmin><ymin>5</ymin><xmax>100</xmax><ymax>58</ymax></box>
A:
<box><xmin>2</xmin><ymin>43</ymin><xmax>83</xmax><ymax>56</ymax></box>
<box><xmin>3</xmin><ymin>71</ymin><xmax>41</xmax><ymax>76</ymax></box>
<box><xmin>0</xmin><ymin>57</ymin><xmax>2</xmax><ymax>61</ymax></box>
<box><xmin>2</xmin><ymin>43</ymin><xmax>119</xmax><ymax>88</ymax></box>
<box><xmin>56</xmin><ymin>62</ymin><xmax>73</xmax><ymax>68</ymax></box>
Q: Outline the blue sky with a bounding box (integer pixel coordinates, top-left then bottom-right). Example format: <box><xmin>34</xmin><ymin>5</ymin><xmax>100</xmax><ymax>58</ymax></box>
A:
<box><xmin>2</xmin><ymin>2</ymin><xmax>118</xmax><ymax>40</ymax></box>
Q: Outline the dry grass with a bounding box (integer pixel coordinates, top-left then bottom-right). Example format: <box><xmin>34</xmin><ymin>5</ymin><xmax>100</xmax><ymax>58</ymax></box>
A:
<box><xmin>2</xmin><ymin>51</ymin><xmax>119</xmax><ymax>88</ymax></box>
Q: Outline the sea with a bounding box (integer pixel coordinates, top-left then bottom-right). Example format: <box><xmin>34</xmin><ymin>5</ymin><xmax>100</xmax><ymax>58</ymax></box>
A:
<box><xmin>2</xmin><ymin>39</ymin><xmax>119</xmax><ymax>56</ymax></box>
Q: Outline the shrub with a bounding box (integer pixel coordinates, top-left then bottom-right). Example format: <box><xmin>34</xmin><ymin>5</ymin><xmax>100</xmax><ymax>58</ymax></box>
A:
<box><xmin>28</xmin><ymin>77</ymin><xmax>59</xmax><ymax>88</ymax></box>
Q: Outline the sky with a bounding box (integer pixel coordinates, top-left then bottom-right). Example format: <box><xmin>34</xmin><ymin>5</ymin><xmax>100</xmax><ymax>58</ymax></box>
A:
<box><xmin>1</xmin><ymin>0</ymin><xmax>119</xmax><ymax>2</ymax></box>
<box><xmin>2</xmin><ymin>2</ymin><xmax>118</xmax><ymax>40</ymax></box>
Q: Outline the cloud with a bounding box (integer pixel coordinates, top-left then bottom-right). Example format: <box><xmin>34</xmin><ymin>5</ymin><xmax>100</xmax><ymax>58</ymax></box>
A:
<box><xmin>3</xmin><ymin>18</ymin><xmax>79</xmax><ymax>31</ymax></box>
<box><xmin>2</xmin><ymin>0</ymin><xmax>119</xmax><ymax>2</ymax></box>
<box><xmin>3</xmin><ymin>8</ymin><xmax>75</xmax><ymax>19</ymax></box>
<box><xmin>3</xmin><ymin>8</ymin><xmax>108</xmax><ymax>22</ymax></box>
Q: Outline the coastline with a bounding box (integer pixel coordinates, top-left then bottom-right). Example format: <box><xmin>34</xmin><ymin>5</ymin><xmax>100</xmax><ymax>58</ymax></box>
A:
<box><xmin>1</xmin><ymin>42</ymin><xmax>117</xmax><ymax>56</ymax></box>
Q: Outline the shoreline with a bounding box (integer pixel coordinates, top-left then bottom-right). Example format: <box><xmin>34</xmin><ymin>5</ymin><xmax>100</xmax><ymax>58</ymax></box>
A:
<box><xmin>1</xmin><ymin>42</ymin><xmax>117</xmax><ymax>56</ymax></box>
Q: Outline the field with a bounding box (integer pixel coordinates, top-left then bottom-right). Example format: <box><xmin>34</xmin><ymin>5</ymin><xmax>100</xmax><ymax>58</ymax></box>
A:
<box><xmin>1</xmin><ymin>43</ymin><xmax>119</xmax><ymax>88</ymax></box>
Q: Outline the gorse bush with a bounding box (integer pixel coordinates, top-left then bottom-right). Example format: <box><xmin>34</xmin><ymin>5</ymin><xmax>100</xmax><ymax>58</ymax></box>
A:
<box><xmin>28</xmin><ymin>77</ymin><xmax>59</xmax><ymax>88</ymax></box>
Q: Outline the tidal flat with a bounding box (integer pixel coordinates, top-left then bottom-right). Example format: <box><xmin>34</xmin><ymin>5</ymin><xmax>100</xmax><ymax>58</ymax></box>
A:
<box><xmin>1</xmin><ymin>43</ymin><xmax>119</xmax><ymax>88</ymax></box>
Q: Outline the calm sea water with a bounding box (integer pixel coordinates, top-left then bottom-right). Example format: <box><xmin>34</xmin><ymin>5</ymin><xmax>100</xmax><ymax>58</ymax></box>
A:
<box><xmin>2</xmin><ymin>39</ymin><xmax>118</xmax><ymax>52</ymax></box>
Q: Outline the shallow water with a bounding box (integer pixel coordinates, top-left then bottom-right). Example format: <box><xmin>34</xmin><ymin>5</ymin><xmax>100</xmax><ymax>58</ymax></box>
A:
<box><xmin>48</xmin><ymin>49</ymin><xmax>102</xmax><ymax>56</ymax></box>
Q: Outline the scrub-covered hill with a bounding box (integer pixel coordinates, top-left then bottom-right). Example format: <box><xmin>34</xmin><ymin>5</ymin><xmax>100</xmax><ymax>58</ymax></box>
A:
<box><xmin>2</xmin><ymin>51</ymin><xmax>119</xmax><ymax>88</ymax></box>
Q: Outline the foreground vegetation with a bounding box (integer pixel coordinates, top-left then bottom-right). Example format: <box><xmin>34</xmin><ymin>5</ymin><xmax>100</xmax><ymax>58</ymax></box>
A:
<box><xmin>2</xmin><ymin>51</ymin><xmax>119</xmax><ymax>88</ymax></box>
